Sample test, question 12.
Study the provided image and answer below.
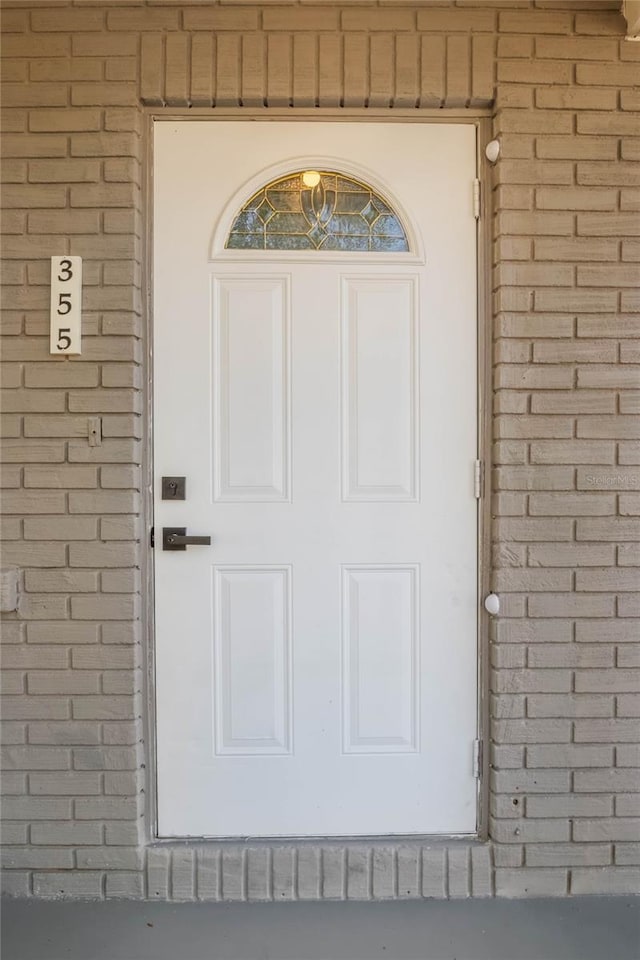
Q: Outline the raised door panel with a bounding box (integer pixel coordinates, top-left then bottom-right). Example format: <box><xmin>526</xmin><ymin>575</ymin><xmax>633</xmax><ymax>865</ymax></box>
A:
<box><xmin>213</xmin><ymin>276</ymin><xmax>291</xmax><ymax>502</ymax></box>
<box><xmin>213</xmin><ymin>566</ymin><xmax>292</xmax><ymax>756</ymax></box>
<box><xmin>341</xmin><ymin>277</ymin><xmax>418</xmax><ymax>502</ymax></box>
<box><xmin>342</xmin><ymin>565</ymin><xmax>419</xmax><ymax>754</ymax></box>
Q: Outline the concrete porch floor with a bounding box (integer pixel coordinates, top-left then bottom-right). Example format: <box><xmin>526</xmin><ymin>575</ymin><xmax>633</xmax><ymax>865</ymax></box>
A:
<box><xmin>2</xmin><ymin>897</ymin><xmax>639</xmax><ymax>960</ymax></box>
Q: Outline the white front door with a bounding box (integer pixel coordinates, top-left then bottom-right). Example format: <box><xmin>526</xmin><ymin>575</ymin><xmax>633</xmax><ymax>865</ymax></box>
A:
<box><xmin>153</xmin><ymin>121</ymin><xmax>479</xmax><ymax>838</ymax></box>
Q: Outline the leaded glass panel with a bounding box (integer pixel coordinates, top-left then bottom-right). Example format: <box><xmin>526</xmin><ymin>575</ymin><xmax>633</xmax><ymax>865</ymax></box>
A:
<box><xmin>226</xmin><ymin>171</ymin><xmax>410</xmax><ymax>252</ymax></box>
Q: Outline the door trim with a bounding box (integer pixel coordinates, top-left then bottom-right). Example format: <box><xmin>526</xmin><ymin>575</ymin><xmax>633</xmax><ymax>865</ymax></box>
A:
<box><xmin>142</xmin><ymin>109</ymin><xmax>492</xmax><ymax>846</ymax></box>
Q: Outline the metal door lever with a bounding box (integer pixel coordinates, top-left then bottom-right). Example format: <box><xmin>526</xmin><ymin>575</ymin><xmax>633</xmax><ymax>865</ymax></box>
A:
<box><xmin>162</xmin><ymin>527</ymin><xmax>212</xmax><ymax>551</ymax></box>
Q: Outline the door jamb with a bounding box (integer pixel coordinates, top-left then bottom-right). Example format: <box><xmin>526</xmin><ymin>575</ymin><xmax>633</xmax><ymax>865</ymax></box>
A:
<box><xmin>141</xmin><ymin>108</ymin><xmax>493</xmax><ymax>846</ymax></box>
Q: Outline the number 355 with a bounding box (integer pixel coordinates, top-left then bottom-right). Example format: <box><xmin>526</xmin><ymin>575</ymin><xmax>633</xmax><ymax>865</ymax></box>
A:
<box><xmin>51</xmin><ymin>256</ymin><xmax>80</xmax><ymax>354</ymax></box>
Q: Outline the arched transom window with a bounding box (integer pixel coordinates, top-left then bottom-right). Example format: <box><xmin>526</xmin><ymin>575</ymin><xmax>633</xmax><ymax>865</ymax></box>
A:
<box><xmin>226</xmin><ymin>170</ymin><xmax>410</xmax><ymax>253</ymax></box>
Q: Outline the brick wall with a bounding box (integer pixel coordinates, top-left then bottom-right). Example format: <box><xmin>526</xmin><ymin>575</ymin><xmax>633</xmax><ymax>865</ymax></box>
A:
<box><xmin>1</xmin><ymin>0</ymin><xmax>638</xmax><ymax>900</ymax></box>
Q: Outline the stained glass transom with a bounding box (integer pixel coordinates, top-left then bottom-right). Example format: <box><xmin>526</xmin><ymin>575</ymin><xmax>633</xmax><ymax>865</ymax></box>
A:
<box><xmin>226</xmin><ymin>171</ymin><xmax>410</xmax><ymax>252</ymax></box>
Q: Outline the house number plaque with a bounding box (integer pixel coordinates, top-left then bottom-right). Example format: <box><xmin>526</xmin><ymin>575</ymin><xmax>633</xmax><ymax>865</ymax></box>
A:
<box><xmin>50</xmin><ymin>255</ymin><xmax>82</xmax><ymax>355</ymax></box>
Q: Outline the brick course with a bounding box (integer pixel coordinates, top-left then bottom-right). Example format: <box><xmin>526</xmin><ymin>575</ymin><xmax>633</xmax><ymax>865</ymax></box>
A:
<box><xmin>0</xmin><ymin>0</ymin><xmax>638</xmax><ymax>900</ymax></box>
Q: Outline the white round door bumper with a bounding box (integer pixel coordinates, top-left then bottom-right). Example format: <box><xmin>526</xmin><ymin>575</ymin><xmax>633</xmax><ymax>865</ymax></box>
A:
<box><xmin>485</xmin><ymin>140</ymin><xmax>500</xmax><ymax>164</ymax></box>
<box><xmin>484</xmin><ymin>593</ymin><xmax>500</xmax><ymax>616</ymax></box>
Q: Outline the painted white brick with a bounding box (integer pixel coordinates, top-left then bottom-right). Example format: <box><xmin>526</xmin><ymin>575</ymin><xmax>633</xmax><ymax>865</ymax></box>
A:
<box><xmin>493</xmin><ymin>720</ymin><xmax>571</xmax><ymax>743</ymax></box>
<box><xmin>73</xmin><ymin>747</ymin><xmax>137</xmax><ymax>770</ymax></box>
<box><xmin>272</xmin><ymin>847</ymin><xmax>296</xmax><ymax>901</ymax></box>
<box><xmin>1</xmin><ymin>872</ymin><xmax>30</xmax><ymax>897</ymax></box>
<box><xmin>574</xmin><ymin>820</ymin><xmax>640</xmax><ymax>842</ymax></box>
<box><xmin>33</xmin><ymin>872</ymin><xmax>103</xmax><ymax>899</ymax></box>
<box><xmin>448</xmin><ymin>847</ymin><xmax>471</xmax><ymax>899</ymax></box>
<box><xmin>617</xmin><ymin>745</ymin><xmax>640</xmax><ymax>767</ymax></box>
<box><xmin>397</xmin><ymin>846</ymin><xmax>421</xmax><ymax>899</ymax></box>
<box><xmin>1</xmin><ymin>847</ymin><xmax>74</xmax><ymax>870</ymax></box>
<box><xmin>527</xmin><ymin>844</ymin><xmax>612</xmax><ymax>868</ymax></box>
<box><xmin>421</xmin><ymin>848</ymin><xmax>446</xmax><ymax>899</ymax></box>
<box><xmin>1</xmin><ymin>746</ymin><xmax>70</xmax><ymax>770</ymax></box>
<box><xmin>577</xmin><ymin>621</ymin><xmax>638</xmax><ymax>644</ymax></box>
<box><xmin>28</xmin><ymin>723</ymin><xmax>100</xmax><ymax>746</ymax></box>
<box><xmin>146</xmin><ymin>848</ymin><xmax>170</xmax><ymax>900</ymax></box>
<box><xmin>221</xmin><ymin>849</ymin><xmax>245</xmax><ymax>902</ymax></box>
<box><xmin>245</xmin><ymin>848</ymin><xmax>270</xmax><ymax>902</ymax></box>
<box><xmin>29</xmin><ymin>772</ymin><xmax>101</xmax><ymax>796</ymax></box>
<box><xmin>616</xmin><ymin>795</ymin><xmax>640</xmax><ymax>817</ymax></box>
<box><xmin>371</xmin><ymin>848</ymin><xmax>395</xmax><ymax>900</ymax></box>
<box><xmin>196</xmin><ymin>849</ymin><xmax>220</xmax><ymax>901</ymax></box>
<box><xmin>574</xmin><ymin>769</ymin><xmax>640</xmax><ymax>793</ymax></box>
<box><xmin>31</xmin><ymin>822</ymin><xmax>102</xmax><ymax>846</ymax></box>
<box><xmin>493</xmin><ymin>846</ymin><xmax>524</xmax><ymax>868</ymax></box>
<box><xmin>615</xmin><ymin>844</ymin><xmax>640</xmax><ymax>865</ymax></box>
<box><xmin>297</xmin><ymin>847</ymin><xmax>321</xmax><ymax>900</ymax></box>
<box><xmin>471</xmin><ymin>846</ymin><xmax>493</xmax><ymax>898</ymax></box>
<box><xmin>527</xmin><ymin>695</ymin><xmax>613</xmax><ymax>719</ymax></box>
<box><xmin>321</xmin><ymin>847</ymin><xmax>345</xmax><ymax>900</ymax></box>
<box><xmin>495</xmin><ymin>868</ymin><xmax>568</xmax><ymax>897</ymax></box>
<box><xmin>492</xmin><ymin>669</ymin><xmax>572</xmax><ymax>694</ymax></box>
<box><xmin>571</xmin><ymin>867</ymin><xmax>640</xmax><ymax>895</ymax></box>
<box><xmin>526</xmin><ymin>795</ymin><xmax>613</xmax><ymax>819</ymax></box>
<box><xmin>76</xmin><ymin>847</ymin><xmax>143</xmax><ymax>871</ymax></box>
<box><xmin>105</xmin><ymin>872</ymin><xmax>144</xmax><ymax>899</ymax></box>
<box><xmin>104</xmin><ymin>823</ymin><xmax>139</xmax><ymax>847</ymax></box>
<box><xmin>493</xmin><ymin>770</ymin><xmax>570</xmax><ymax>795</ymax></box>
<box><xmin>575</xmin><ymin>719</ymin><xmax>640</xmax><ymax>743</ymax></box>
<box><xmin>527</xmin><ymin>645</ymin><xmax>613</xmax><ymax>669</ymax></box>
<box><xmin>75</xmin><ymin>798</ymin><xmax>138</xmax><ymax>820</ymax></box>
<box><xmin>527</xmin><ymin>745</ymin><xmax>613</xmax><ymax>768</ymax></box>
<box><xmin>346</xmin><ymin>847</ymin><xmax>371</xmax><ymax>900</ymax></box>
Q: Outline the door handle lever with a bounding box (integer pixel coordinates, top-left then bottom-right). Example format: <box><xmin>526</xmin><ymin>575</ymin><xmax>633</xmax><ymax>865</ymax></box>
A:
<box><xmin>162</xmin><ymin>527</ymin><xmax>212</xmax><ymax>551</ymax></box>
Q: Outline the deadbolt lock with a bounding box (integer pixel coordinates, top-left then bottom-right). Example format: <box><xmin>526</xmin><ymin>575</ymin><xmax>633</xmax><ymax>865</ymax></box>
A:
<box><xmin>161</xmin><ymin>477</ymin><xmax>186</xmax><ymax>500</ymax></box>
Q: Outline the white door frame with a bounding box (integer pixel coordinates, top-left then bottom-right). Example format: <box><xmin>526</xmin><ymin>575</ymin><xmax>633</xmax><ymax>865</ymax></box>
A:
<box><xmin>141</xmin><ymin>109</ymin><xmax>493</xmax><ymax>848</ymax></box>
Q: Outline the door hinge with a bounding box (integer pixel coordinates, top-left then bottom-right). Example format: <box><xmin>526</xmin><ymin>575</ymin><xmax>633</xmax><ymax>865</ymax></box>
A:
<box><xmin>150</xmin><ymin>527</ymin><xmax>155</xmax><ymax>548</ymax></box>
<box><xmin>473</xmin><ymin>739</ymin><xmax>483</xmax><ymax>778</ymax></box>
<box><xmin>473</xmin><ymin>179</ymin><xmax>481</xmax><ymax>220</ymax></box>
<box><xmin>474</xmin><ymin>459</ymin><xmax>483</xmax><ymax>499</ymax></box>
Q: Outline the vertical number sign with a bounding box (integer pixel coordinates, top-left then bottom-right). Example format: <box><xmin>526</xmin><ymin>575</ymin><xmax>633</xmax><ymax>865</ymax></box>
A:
<box><xmin>50</xmin><ymin>256</ymin><xmax>82</xmax><ymax>355</ymax></box>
